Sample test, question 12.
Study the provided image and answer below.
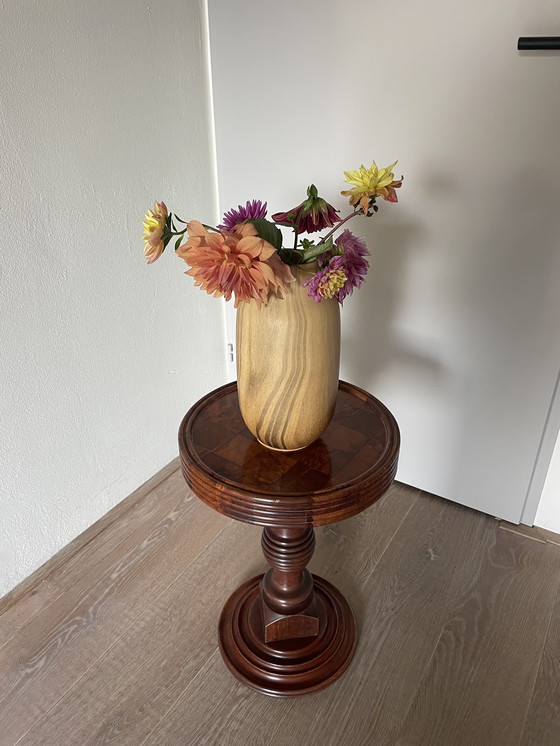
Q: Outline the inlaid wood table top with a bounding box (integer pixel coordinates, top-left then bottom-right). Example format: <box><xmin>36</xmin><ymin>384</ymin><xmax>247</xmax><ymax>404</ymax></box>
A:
<box><xmin>179</xmin><ymin>380</ymin><xmax>400</xmax><ymax>527</ymax></box>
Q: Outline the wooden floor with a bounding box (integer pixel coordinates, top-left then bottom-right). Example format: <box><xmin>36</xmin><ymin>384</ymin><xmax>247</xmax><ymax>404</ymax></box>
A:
<box><xmin>1</xmin><ymin>460</ymin><xmax>560</xmax><ymax>746</ymax></box>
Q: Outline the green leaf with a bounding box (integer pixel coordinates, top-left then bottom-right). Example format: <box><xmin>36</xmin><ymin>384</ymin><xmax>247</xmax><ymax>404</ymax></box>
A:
<box><xmin>174</xmin><ymin>236</ymin><xmax>184</xmax><ymax>250</ymax></box>
<box><xmin>248</xmin><ymin>219</ymin><xmax>283</xmax><ymax>251</ymax></box>
<box><xmin>278</xmin><ymin>248</ymin><xmax>306</xmax><ymax>265</ymax></box>
<box><xmin>302</xmin><ymin>236</ymin><xmax>334</xmax><ymax>263</ymax></box>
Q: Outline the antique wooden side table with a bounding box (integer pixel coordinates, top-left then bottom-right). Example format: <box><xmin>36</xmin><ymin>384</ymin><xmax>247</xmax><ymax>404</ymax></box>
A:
<box><xmin>178</xmin><ymin>381</ymin><xmax>400</xmax><ymax>697</ymax></box>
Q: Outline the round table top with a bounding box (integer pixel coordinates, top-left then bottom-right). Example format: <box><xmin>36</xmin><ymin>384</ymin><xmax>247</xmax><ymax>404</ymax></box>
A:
<box><xmin>178</xmin><ymin>381</ymin><xmax>400</xmax><ymax>527</ymax></box>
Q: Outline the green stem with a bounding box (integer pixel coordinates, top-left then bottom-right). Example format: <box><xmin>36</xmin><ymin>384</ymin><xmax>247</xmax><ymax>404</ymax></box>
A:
<box><xmin>293</xmin><ymin>229</ymin><xmax>299</xmax><ymax>250</ymax></box>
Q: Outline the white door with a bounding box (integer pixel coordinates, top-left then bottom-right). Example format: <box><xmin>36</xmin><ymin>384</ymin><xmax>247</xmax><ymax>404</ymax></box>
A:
<box><xmin>210</xmin><ymin>0</ymin><xmax>560</xmax><ymax>524</ymax></box>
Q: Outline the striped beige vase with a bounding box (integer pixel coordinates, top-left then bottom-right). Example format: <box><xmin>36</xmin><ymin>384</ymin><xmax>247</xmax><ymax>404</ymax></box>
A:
<box><xmin>236</xmin><ymin>263</ymin><xmax>341</xmax><ymax>451</ymax></box>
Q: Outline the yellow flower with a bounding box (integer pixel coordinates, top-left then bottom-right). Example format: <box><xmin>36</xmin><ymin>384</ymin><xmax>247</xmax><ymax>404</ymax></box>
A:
<box><xmin>142</xmin><ymin>201</ymin><xmax>168</xmax><ymax>264</ymax></box>
<box><xmin>341</xmin><ymin>161</ymin><xmax>403</xmax><ymax>213</ymax></box>
<box><xmin>318</xmin><ymin>268</ymin><xmax>348</xmax><ymax>300</ymax></box>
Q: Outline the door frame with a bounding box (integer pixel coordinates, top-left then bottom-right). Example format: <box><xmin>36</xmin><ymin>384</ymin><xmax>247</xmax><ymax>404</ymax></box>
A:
<box><xmin>521</xmin><ymin>368</ymin><xmax>560</xmax><ymax>526</ymax></box>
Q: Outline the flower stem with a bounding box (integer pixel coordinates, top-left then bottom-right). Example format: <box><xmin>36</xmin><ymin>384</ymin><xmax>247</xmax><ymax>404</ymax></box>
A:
<box><xmin>293</xmin><ymin>229</ymin><xmax>299</xmax><ymax>250</ymax></box>
<box><xmin>318</xmin><ymin>210</ymin><xmax>360</xmax><ymax>245</ymax></box>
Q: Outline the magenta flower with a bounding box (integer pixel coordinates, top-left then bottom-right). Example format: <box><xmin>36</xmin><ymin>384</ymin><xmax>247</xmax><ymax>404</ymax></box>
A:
<box><xmin>304</xmin><ymin>230</ymin><xmax>370</xmax><ymax>305</ymax></box>
<box><xmin>303</xmin><ymin>255</ymin><xmax>348</xmax><ymax>302</ymax></box>
<box><xmin>219</xmin><ymin>200</ymin><xmax>267</xmax><ymax>231</ymax></box>
<box><xmin>272</xmin><ymin>185</ymin><xmax>340</xmax><ymax>234</ymax></box>
<box><xmin>332</xmin><ymin>229</ymin><xmax>370</xmax><ymax>304</ymax></box>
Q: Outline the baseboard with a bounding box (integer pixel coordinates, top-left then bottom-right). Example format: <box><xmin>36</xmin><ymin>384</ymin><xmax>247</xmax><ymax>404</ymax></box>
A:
<box><xmin>499</xmin><ymin>520</ymin><xmax>560</xmax><ymax>547</ymax></box>
<box><xmin>0</xmin><ymin>457</ymin><xmax>180</xmax><ymax>614</ymax></box>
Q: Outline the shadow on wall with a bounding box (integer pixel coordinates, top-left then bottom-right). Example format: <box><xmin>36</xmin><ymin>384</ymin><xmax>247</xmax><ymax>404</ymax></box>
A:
<box><xmin>342</xmin><ymin>215</ymin><xmax>446</xmax><ymax>395</ymax></box>
<box><xmin>340</xmin><ymin>163</ymin><xmax>560</xmax><ymax>516</ymax></box>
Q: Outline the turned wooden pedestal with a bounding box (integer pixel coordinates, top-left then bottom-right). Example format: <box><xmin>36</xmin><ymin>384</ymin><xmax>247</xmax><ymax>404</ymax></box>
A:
<box><xmin>178</xmin><ymin>381</ymin><xmax>400</xmax><ymax>697</ymax></box>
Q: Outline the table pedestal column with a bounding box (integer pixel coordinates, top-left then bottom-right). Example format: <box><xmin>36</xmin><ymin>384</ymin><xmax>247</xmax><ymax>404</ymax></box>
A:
<box><xmin>218</xmin><ymin>524</ymin><xmax>357</xmax><ymax>697</ymax></box>
<box><xmin>260</xmin><ymin>526</ymin><xmax>319</xmax><ymax>642</ymax></box>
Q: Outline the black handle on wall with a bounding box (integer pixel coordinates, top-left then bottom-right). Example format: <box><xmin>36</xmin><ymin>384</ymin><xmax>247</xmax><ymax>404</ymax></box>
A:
<box><xmin>518</xmin><ymin>37</ymin><xmax>560</xmax><ymax>50</ymax></box>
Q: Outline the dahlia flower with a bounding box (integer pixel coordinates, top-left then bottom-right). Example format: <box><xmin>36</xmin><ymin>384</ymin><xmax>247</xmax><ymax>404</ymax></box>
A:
<box><xmin>219</xmin><ymin>200</ymin><xmax>267</xmax><ymax>231</ymax></box>
<box><xmin>142</xmin><ymin>201</ymin><xmax>168</xmax><ymax>264</ymax></box>
<box><xmin>332</xmin><ymin>229</ymin><xmax>370</xmax><ymax>303</ymax></box>
<box><xmin>341</xmin><ymin>161</ymin><xmax>403</xmax><ymax>213</ymax></box>
<box><xmin>303</xmin><ymin>256</ymin><xmax>348</xmax><ymax>302</ymax></box>
<box><xmin>176</xmin><ymin>220</ymin><xmax>294</xmax><ymax>308</ymax></box>
<box><xmin>272</xmin><ymin>185</ymin><xmax>340</xmax><ymax>234</ymax></box>
<box><xmin>303</xmin><ymin>230</ymin><xmax>370</xmax><ymax>304</ymax></box>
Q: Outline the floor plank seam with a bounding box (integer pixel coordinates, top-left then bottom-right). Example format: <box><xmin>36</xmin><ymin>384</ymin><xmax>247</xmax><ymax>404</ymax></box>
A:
<box><xmin>388</xmin><ymin>516</ymin><xmax>496</xmax><ymax>744</ymax></box>
<box><xmin>516</xmin><ymin>569</ymin><xmax>560</xmax><ymax>746</ymax></box>
<box><xmin>360</xmin><ymin>487</ymin><xmax>421</xmax><ymax>588</ymax></box>
<box><xmin>10</xmin><ymin>516</ymin><xmax>230</xmax><ymax>745</ymax></box>
<box><xmin>138</xmin><ymin>647</ymin><xmax>222</xmax><ymax>746</ymax></box>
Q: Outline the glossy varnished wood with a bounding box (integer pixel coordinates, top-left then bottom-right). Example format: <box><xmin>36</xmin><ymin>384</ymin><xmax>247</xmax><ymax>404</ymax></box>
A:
<box><xmin>178</xmin><ymin>380</ymin><xmax>400</xmax><ymax>527</ymax></box>
<box><xmin>179</xmin><ymin>381</ymin><xmax>399</xmax><ymax>696</ymax></box>
<box><xmin>219</xmin><ymin>574</ymin><xmax>356</xmax><ymax>697</ymax></box>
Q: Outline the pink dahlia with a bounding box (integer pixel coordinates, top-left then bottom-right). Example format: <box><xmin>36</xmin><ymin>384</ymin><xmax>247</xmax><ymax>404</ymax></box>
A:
<box><xmin>303</xmin><ymin>256</ymin><xmax>348</xmax><ymax>302</ymax></box>
<box><xmin>332</xmin><ymin>230</ymin><xmax>370</xmax><ymax>303</ymax></box>
<box><xmin>176</xmin><ymin>220</ymin><xmax>294</xmax><ymax>308</ymax></box>
<box><xmin>303</xmin><ymin>230</ymin><xmax>370</xmax><ymax>305</ymax></box>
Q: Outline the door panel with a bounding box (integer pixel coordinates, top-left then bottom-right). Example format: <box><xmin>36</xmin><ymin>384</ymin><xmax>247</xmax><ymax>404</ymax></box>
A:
<box><xmin>210</xmin><ymin>0</ymin><xmax>560</xmax><ymax>523</ymax></box>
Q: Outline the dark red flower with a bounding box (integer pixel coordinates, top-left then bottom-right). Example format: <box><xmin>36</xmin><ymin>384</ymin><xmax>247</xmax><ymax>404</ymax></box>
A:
<box><xmin>272</xmin><ymin>185</ymin><xmax>340</xmax><ymax>234</ymax></box>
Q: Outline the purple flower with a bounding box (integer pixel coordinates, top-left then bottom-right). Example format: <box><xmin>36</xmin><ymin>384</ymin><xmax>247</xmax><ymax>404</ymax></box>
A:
<box><xmin>332</xmin><ymin>229</ymin><xmax>370</xmax><ymax>304</ymax></box>
<box><xmin>304</xmin><ymin>230</ymin><xmax>370</xmax><ymax>305</ymax></box>
<box><xmin>219</xmin><ymin>200</ymin><xmax>267</xmax><ymax>231</ymax></box>
<box><xmin>303</xmin><ymin>256</ymin><xmax>348</xmax><ymax>303</ymax></box>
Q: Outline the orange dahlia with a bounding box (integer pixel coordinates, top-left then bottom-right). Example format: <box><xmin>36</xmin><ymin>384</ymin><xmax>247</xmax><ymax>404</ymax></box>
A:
<box><xmin>176</xmin><ymin>221</ymin><xmax>295</xmax><ymax>307</ymax></box>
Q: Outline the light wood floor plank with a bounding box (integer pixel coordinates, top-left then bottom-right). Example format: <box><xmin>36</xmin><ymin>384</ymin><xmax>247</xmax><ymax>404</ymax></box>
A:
<box><xmin>0</xmin><ymin>459</ymin><xmax>181</xmax><ymax>648</ymax></box>
<box><xmin>17</xmin><ymin>520</ymin><xmax>267</xmax><ymax>746</ymax></box>
<box><xmin>519</xmin><ymin>581</ymin><xmax>560</xmax><ymax>746</ymax></box>
<box><xmin>0</xmin><ymin>485</ymin><xmax>228</xmax><ymax>744</ymax></box>
<box><xmin>396</xmin><ymin>525</ymin><xmax>560</xmax><ymax>746</ymax></box>
<box><xmin>267</xmin><ymin>493</ymin><xmax>495</xmax><ymax>746</ymax></box>
<box><xmin>19</xmin><ymin>483</ymin><xmax>417</xmax><ymax>746</ymax></box>
<box><xmin>3</xmin><ymin>473</ymin><xmax>560</xmax><ymax>746</ymax></box>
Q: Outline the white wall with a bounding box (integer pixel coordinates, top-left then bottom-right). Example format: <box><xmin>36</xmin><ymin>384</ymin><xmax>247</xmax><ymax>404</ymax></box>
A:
<box><xmin>209</xmin><ymin>0</ymin><xmax>560</xmax><ymax>524</ymax></box>
<box><xmin>536</xmin><ymin>432</ymin><xmax>560</xmax><ymax>532</ymax></box>
<box><xmin>0</xmin><ymin>0</ymin><xmax>226</xmax><ymax>597</ymax></box>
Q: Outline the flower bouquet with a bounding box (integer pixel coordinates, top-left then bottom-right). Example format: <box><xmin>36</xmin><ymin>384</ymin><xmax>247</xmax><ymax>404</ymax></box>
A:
<box><xmin>143</xmin><ymin>160</ymin><xmax>403</xmax><ymax>451</ymax></box>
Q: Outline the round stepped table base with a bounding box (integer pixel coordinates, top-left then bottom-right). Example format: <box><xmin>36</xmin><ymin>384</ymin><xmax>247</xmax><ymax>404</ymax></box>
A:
<box><xmin>178</xmin><ymin>381</ymin><xmax>400</xmax><ymax>697</ymax></box>
<box><xmin>219</xmin><ymin>574</ymin><xmax>357</xmax><ymax>697</ymax></box>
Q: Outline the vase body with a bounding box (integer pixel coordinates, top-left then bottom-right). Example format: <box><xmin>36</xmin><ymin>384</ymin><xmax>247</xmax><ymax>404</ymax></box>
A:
<box><xmin>236</xmin><ymin>264</ymin><xmax>341</xmax><ymax>451</ymax></box>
